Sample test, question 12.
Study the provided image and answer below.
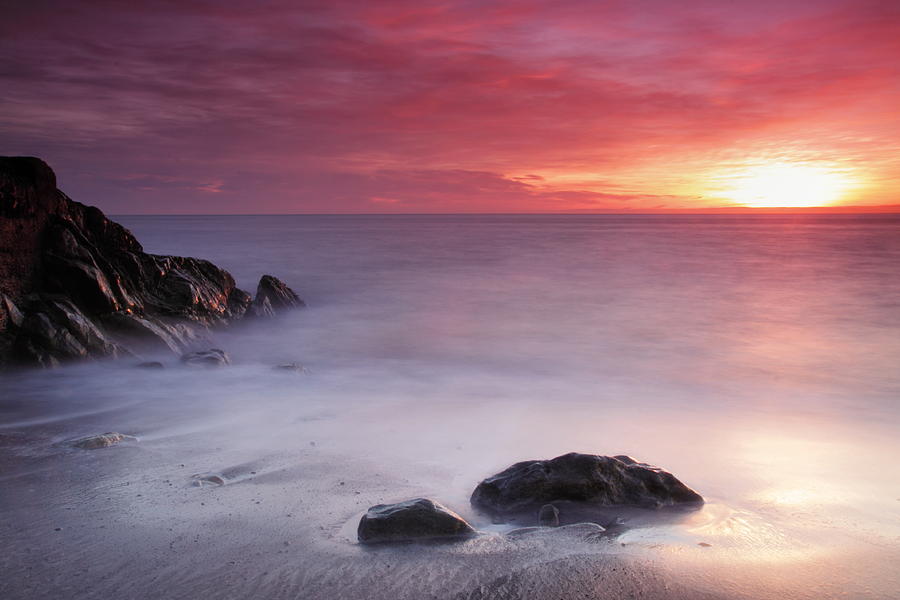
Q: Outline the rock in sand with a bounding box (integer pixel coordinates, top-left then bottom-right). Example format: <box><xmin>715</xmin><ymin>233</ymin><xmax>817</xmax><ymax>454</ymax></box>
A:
<box><xmin>471</xmin><ymin>452</ymin><xmax>703</xmax><ymax>519</ymax></box>
<box><xmin>358</xmin><ymin>498</ymin><xmax>476</xmax><ymax>544</ymax></box>
<box><xmin>71</xmin><ymin>432</ymin><xmax>133</xmax><ymax>449</ymax></box>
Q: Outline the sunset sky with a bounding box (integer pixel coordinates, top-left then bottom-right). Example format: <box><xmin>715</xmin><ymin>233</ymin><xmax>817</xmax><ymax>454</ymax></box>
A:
<box><xmin>2</xmin><ymin>0</ymin><xmax>899</xmax><ymax>213</ymax></box>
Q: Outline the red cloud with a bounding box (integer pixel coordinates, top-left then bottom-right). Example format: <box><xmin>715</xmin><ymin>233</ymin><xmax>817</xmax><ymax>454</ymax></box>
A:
<box><xmin>1</xmin><ymin>0</ymin><xmax>898</xmax><ymax>212</ymax></box>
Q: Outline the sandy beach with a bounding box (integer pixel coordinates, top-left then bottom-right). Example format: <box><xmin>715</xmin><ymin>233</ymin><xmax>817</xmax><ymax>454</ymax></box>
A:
<box><xmin>3</xmin><ymin>303</ymin><xmax>899</xmax><ymax>600</ymax></box>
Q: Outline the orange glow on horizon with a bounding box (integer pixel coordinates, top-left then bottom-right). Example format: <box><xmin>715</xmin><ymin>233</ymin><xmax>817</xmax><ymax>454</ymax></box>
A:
<box><xmin>721</xmin><ymin>164</ymin><xmax>856</xmax><ymax>208</ymax></box>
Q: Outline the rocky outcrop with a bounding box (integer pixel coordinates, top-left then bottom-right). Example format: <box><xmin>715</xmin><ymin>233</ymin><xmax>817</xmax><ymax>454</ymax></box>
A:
<box><xmin>357</xmin><ymin>498</ymin><xmax>477</xmax><ymax>544</ymax></box>
<box><xmin>249</xmin><ymin>274</ymin><xmax>305</xmax><ymax>317</ymax></box>
<box><xmin>0</xmin><ymin>156</ymin><xmax>304</xmax><ymax>368</ymax></box>
<box><xmin>471</xmin><ymin>453</ymin><xmax>703</xmax><ymax>520</ymax></box>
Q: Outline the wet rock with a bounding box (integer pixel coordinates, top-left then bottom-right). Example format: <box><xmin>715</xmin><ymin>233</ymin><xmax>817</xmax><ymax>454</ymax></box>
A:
<box><xmin>538</xmin><ymin>503</ymin><xmax>559</xmax><ymax>527</ymax></box>
<box><xmin>181</xmin><ymin>348</ymin><xmax>230</xmax><ymax>368</ymax></box>
<box><xmin>251</xmin><ymin>275</ymin><xmax>304</xmax><ymax>316</ymax></box>
<box><xmin>191</xmin><ymin>473</ymin><xmax>226</xmax><ymax>487</ymax></box>
<box><xmin>12</xmin><ymin>296</ymin><xmax>124</xmax><ymax>366</ymax></box>
<box><xmin>0</xmin><ymin>156</ymin><xmax>303</xmax><ymax>368</ymax></box>
<box><xmin>0</xmin><ymin>293</ymin><xmax>23</xmax><ymax>360</ymax></box>
<box><xmin>471</xmin><ymin>453</ymin><xmax>703</xmax><ymax>520</ymax></box>
<box><xmin>102</xmin><ymin>312</ymin><xmax>196</xmax><ymax>354</ymax></box>
<box><xmin>248</xmin><ymin>295</ymin><xmax>275</xmax><ymax>318</ymax></box>
<box><xmin>72</xmin><ymin>432</ymin><xmax>134</xmax><ymax>449</ymax></box>
<box><xmin>357</xmin><ymin>498</ymin><xmax>476</xmax><ymax>544</ymax></box>
<box><xmin>137</xmin><ymin>361</ymin><xmax>164</xmax><ymax>369</ymax></box>
<box><xmin>0</xmin><ymin>293</ymin><xmax>24</xmax><ymax>328</ymax></box>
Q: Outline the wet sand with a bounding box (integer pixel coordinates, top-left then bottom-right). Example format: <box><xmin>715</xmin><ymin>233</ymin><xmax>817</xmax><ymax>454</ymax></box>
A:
<box><xmin>1</xmin><ymin>361</ymin><xmax>897</xmax><ymax>600</ymax></box>
<box><xmin>0</xmin><ymin>432</ymin><xmax>726</xmax><ymax>600</ymax></box>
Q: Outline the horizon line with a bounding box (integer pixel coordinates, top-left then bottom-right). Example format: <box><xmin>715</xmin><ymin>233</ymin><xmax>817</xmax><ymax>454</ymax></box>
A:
<box><xmin>110</xmin><ymin>209</ymin><xmax>900</xmax><ymax>217</ymax></box>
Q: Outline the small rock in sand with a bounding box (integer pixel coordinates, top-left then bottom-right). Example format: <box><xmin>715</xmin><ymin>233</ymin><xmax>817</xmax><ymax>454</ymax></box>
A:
<box><xmin>71</xmin><ymin>432</ymin><xmax>134</xmax><ymax>449</ymax></box>
<box><xmin>358</xmin><ymin>498</ymin><xmax>476</xmax><ymax>544</ymax></box>
<box><xmin>191</xmin><ymin>473</ymin><xmax>226</xmax><ymax>487</ymax></box>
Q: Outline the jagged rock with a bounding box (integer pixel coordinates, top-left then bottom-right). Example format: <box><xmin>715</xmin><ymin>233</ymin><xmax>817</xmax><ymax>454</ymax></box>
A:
<box><xmin>181</xmin><ymin>348</ymin><xmax>230</xmax><ymax>368</ymax></box>
<box><xmin>251</xmin><ymin>275</ymin><xmax>304</xmax><ymax>315</ymax></box>
<box><xmin>0</xmin><ymin>293</ymin><xmax>23</xmax><ymax>361</ymax></box>
<box><xmin>357</xmin><ymin>498</ymin><xmax>476</xmax><ymax>544</ymax></box>
<box><xmin>471</xmin><ymin>453</ymin><xmax>703</xmax><ymax>520</ymax></box>
<box><xmin>0</xmin><ymin>156</ymin><xmax>303</xmax><ymax>368</ymax></box>
<box><xmin>71</xmin><ymin>432</ymin><xmax>134</xmax><ymax>449</ymax></box>
<box><xmin>13</xmin><ymin>296</ymin><xmax>124</xmax><ymax>367</ymax></box>
<box><xmin>1</xmin><ymin>293</ymin><xmax>24</xmax><ymax>327</ymax></box>
<box><xmin>102</xmin><ymin>312</ymin><xmax>197</xmax><ymax>354</ymax></box>
<box><xmin>538</xmin><ymin>503</ymin><xmax>560</xmax><ymax>527</ymax></box>
<box><xmin>248</xmin><ymin>295</ymin><xmax>275</xmax><ymax>318</ymax></box>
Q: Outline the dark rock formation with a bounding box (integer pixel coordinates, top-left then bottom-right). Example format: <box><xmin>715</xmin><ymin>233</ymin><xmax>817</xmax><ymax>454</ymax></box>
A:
<box><xmin>357</xmin><ymin>498</ymin><xmax>477</xmax><ymax>544</ymax></box>
<box><xmin>249</xmin><ymin>274</ymin><xmax>305</xmax><ymax>317</ymax></box>
<box><xmin>0</xmin><ymin>157</ymin><xmax>304</xmax><ymax>368</ymax></box>
<box><xmin>471</xmin><ymin>453</ymin><xmax>703</xmax><ymax>520</ymax></box>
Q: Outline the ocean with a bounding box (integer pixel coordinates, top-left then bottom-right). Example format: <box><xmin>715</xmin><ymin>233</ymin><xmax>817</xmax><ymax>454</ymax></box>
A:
<box><xmin>2</xmin><ymin>214</ymin><xmax>899</xmax><ymax>599</ymax></box>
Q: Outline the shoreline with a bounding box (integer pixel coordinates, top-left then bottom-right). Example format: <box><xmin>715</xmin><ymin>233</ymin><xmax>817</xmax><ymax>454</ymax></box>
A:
<box><xmin>2</xmin><ymin>357</ymin><xmax>898</xmax><ymax>600</ymax></box>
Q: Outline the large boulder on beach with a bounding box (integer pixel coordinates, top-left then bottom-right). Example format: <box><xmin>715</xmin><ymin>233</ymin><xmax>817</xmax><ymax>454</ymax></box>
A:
<box><xmin>0</xmin><ymin>156</ymin><xmax>304</xmax><ymax>368</ymax></box>
<box><xmin>471</xmin><ymin>453</ymin><xmax>703</xmax><ymax>519</ymax></box>
<box><xmin>357</xmin><ymin>498</ymin><xmax>476</xmax><ymax>544</ymax></box>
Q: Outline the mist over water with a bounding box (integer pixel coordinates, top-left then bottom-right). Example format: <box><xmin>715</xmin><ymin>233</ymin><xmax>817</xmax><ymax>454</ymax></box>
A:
<box><xmin>2</xmin><ymin>214</ymin><xmax>899</xmax><ymax>599</ymax></box>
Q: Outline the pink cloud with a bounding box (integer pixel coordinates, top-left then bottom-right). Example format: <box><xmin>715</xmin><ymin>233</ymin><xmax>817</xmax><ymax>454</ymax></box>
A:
<box><xmin>1</xmin><ymin>0</ymin><xmax>898</xmax><ymax>212</ymax></box>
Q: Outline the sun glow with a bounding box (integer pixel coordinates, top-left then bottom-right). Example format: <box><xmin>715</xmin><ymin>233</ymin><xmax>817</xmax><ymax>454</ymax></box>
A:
<box><xmin>724</xmin><ymin>163</ymin><xmax>853</xmax><ymax>208</ymax></box>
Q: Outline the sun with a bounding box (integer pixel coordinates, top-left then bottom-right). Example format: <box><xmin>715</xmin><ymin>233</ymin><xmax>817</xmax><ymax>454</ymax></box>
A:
<box><xmin>724</xmin><ymin>163</ymin><xmax>852</xmax><ymax>208</ymax></box>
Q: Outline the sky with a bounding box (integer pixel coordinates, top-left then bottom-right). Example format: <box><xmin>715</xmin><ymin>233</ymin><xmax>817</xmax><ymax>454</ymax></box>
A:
<box><xmin>1</xmin><ymin>0</ymin><xmax>899</xmax><ymax>214</ymax></box>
